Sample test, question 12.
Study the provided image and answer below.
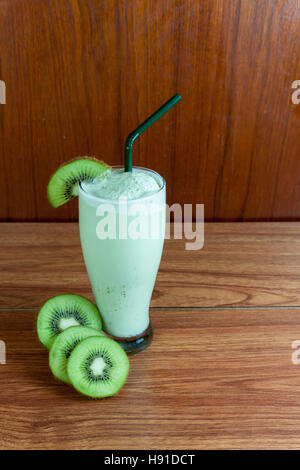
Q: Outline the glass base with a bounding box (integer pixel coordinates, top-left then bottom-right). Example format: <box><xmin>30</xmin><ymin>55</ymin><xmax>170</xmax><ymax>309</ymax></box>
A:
<box><xmin>107</xmin><ymin>322</ymin><xmax>154</xmax><ymax>355</ymax></box>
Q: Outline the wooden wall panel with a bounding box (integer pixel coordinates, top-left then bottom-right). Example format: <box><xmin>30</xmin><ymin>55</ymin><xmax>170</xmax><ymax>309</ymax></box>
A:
<box><xmin>0</xmin><ymin>0</ymin><xmax>299</xmax><ymax>221</ymax></box>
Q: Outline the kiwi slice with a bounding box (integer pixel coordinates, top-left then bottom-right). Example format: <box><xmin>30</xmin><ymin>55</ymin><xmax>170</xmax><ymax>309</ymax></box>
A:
<box><xmin>37</xmin><ymin>294</ymin><xmax>102</xmax><ymax>349</ymax></box>
<box><xmin>49</xmin><ymin>326</ymin><xmax>105</xmax><ymax>383</ymax></box>
<box><xmin>47</xmin><ymin>157</ymin><xmax>111</xmax><ymax>208</ymax></box>
<box><xmin>67</xmin><ymin>336</ymin><xmax>130</xmax><ymax>398</ymax></box>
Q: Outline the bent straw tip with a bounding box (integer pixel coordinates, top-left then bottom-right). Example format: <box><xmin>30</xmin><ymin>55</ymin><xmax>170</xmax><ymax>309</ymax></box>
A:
<box><xmin>172</xmin><ymin>93</ymin><xmax>182</xmax><ymax>102</ymax></box>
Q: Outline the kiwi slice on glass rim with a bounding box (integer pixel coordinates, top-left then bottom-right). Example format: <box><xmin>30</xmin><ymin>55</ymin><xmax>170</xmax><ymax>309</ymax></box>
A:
<box><xmin>37</xmin><ymin>294</ymin><xmax>102</xmax><ymax>349</ymax></box>
<box><xmin>67</xmin><ymin>336</ymin><xmax>130</xmax><ymax>398</ymax></box>
<box><xmin>47</xmin><ymin>157</ymin><xmax>111</xmax><ymax>208</ymax></box>
<box><xmin>49</xmin><ymin>326</ymin><xmax>105</xmax><ymax>383</ymax></box>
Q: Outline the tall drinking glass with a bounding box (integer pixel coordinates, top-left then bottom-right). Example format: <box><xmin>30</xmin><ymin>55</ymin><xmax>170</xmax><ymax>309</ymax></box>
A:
<box><xmin>78</xmin><ymin>167</ymin><xmax>166</xmax><ymax>353</ymax></box>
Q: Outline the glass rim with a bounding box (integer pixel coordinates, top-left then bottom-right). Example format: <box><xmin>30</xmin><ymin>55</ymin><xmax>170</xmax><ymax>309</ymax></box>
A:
<box><xmin>78</xmin><ymin>166</ymin><xmax>166</xmax><ymax>204</ymax></box>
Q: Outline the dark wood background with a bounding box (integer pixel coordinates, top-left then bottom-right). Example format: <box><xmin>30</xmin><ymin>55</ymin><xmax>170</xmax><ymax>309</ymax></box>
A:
<box><xmin>0</xmin><ymin>0</ymin><xmax>299</xmax><ymax>221</ymax></box>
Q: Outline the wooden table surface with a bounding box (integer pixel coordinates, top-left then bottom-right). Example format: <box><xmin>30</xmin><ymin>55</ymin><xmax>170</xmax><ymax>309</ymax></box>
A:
<box><xmin>2</xmin><ymin>222</ymin><xmax>300</xmax><ymax>449</ymax></box>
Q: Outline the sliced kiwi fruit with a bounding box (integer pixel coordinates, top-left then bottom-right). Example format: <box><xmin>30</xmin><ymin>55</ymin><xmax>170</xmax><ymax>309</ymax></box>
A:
<box><xmin>47</xmin><ymin>157</ymin><xmax>111</xmax><ymax>208</ymax></box>
<box><xmin>49</xmin><ymin>326</ymin><xmax>105</xmax><ymax>383</ymax></box>
<box><xmin>67</xmin><ymin>336</ymin><xmax>130</xmax><ymax>398</ymax></box>
<box><xmin>37</xmin><ymin>294</ymin><xmax>102</xmax><ymax>349</ymax></box>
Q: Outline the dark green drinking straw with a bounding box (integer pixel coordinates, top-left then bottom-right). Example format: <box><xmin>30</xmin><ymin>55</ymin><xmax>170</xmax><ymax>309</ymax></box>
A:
<box><xmin>124</xmin><ymin>93</ymin><xmax>182</xmax><ymax>172</ymax></box>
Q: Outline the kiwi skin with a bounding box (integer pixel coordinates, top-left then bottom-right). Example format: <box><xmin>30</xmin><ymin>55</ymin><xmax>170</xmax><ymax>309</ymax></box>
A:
<box><xmin>49</xmin><ymin>326</ymin><xmax>106</xmax><ymax>384</ymax></box>
<box><xmin>47</xmin><ymin>156</ymin><xmax>111</xmax><ymax>208</ymax></box>
<box><xmin>37</xmin><ymin>294</ymin><xmax>102</xmax><ymax>350</ymax></box>
<box><xmin>67</xmin><ymin>336</ymin><xmax>130</xmax><ymax>398</ymax></box>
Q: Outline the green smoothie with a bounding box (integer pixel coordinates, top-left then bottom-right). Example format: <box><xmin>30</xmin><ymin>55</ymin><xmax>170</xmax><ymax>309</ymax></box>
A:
<box><xmin>79</xmin><ymin>167</ymin><xmax>166</xmax><ymax>338</ymax></box>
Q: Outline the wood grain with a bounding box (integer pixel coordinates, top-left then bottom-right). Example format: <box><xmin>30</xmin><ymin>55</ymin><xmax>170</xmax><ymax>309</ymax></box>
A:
<box><xmin>2</xmin><ymin>222</ymin><xmax>300</xmax><ymax>309</ymax></box>
<box><xmin>2</xmin><ymin>221</ymin><xmax>300</xmax><ymax>449</ymax></box>
<box><xmin>2</xmin><ymin>307</ymin><xmax>300</xmax><ymax>449</ymax></box>
<box><xmin>0</xmin><ymin>1</ymin><xmax>300</xmax><ymax>221</ymax></box>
